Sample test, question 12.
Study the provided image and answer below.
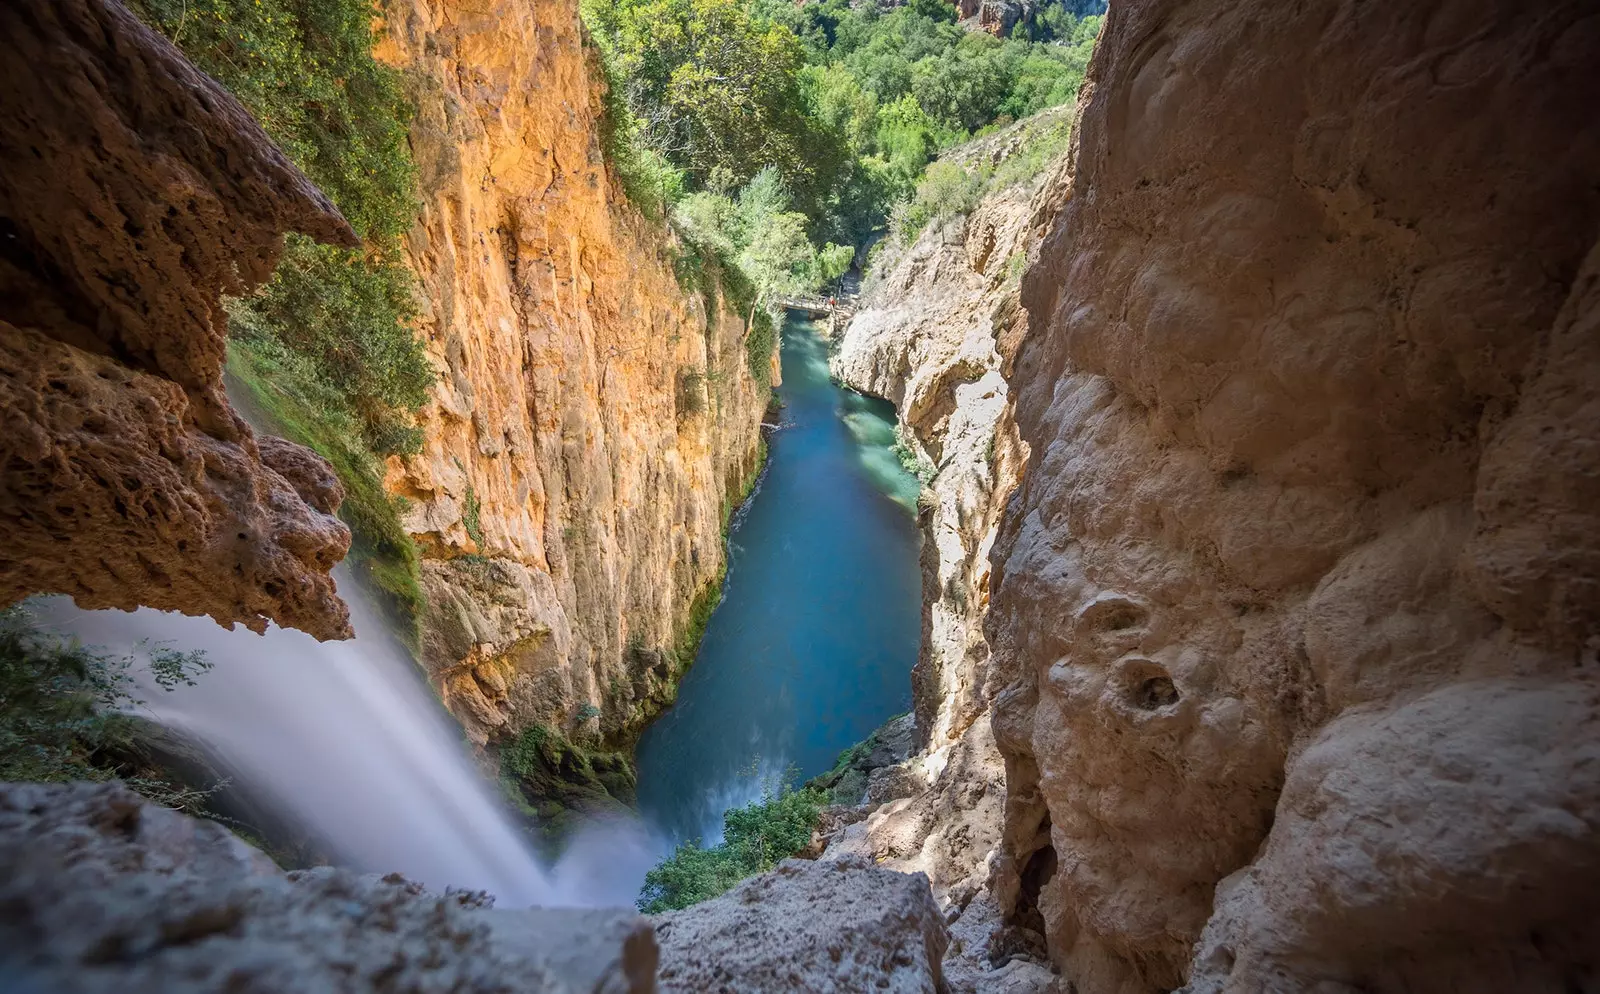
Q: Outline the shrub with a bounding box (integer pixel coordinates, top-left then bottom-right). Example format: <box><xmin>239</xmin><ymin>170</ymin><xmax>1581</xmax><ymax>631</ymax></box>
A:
<box><xmin>637</xmin><ymin>775</ymin><xmax>825</xmax><ymax>912</ymax></box>
<box><xmin>463</xmin><ymin>486</ymin><xmax>486</xmax><ymax>547</ymax></box>
<box><xmin>0</xmin><ymin>606</ymin><xmax>212</xmax><ymax>807</ymax></box>
<box><xmin>676</xmin><ymin>368</ymin><xmax>707</xmax><ymax>418</ymax></box>
<box><xmin>890</xmin><ymin>159</ymin><xmax>988</xmax><ymax>244</ymax></box>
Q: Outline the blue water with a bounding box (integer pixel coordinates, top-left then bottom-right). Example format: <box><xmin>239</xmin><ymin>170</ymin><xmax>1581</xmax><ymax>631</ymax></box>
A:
<box><xmin>634</xmin><ymin>314</ymin><xmax>922</xmax><ymax>844</ymax></box>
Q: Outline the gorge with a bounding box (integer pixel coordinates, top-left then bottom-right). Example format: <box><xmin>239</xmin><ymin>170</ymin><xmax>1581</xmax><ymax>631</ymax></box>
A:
<box><xmin>3</xmin><ymin>0</ymin><xmax>1599</xmax><ymax>992</ymax></box>
<box><xmin>636</xmin><ymin>314</ymin><xmax>923</xmax><ymax>845</ymax></box>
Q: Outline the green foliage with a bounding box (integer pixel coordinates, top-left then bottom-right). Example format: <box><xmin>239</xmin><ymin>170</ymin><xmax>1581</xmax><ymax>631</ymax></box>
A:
<box><xmin>131</xmin><ymin>0</ymin><xmax>432</xmax><ymax>630</ymax></box>
<box><xmin>463</xmin><ymin>486</ymin><xmax>485</xmax><ymax>547</ymax></box>
<box><xmin>586</xmin><ymin>0</ymin><xmax>1101</xmax><ymax>250</ymax></box>
<box><xmin>500</xmin><ymin>723</ymin><xmax>638</xmax><ymax>851</ymax></box>
<box><xmin>891</xmin><ymin>159</ymin><xmax>988</xmax><ymax>242</ymax></box>
<box><xmin>638</xmin><ymin>773</ymin><xmax>825</xmax><ymax>912</ymax></box>
<box><xmin>583</xmin><ymin>0</ymin><xmax>848</xmax><ymax>222</ymax></box>
<box><xmin>0</xmin><ymin>606</ymin><xmax>212</xmax><ymax>809</ymax></box>
<box><xmin>229</xmin><ymin>238</ymin><xmax>431</xmax><ymax>458</ymax></box>
<box><xmin>891</xmin><ymin>425</ymin><xmax>936</xmax><ymax>484</ymax></box>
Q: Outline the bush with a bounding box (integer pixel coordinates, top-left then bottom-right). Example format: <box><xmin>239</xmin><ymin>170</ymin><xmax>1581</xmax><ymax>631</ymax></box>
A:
<box><xmin>0</xmin><ymin>605</ymin><xmax>213</xmax><ymax>811</ymax></box>
<box><xmin>890</xmin><ymin>159</ymin><xmax>988</xmax><ymax>243</ymax></box>
<box><xmin>637</xmin><ymin>775</ymin><xmax>825</xmax><ymax>912</ymax></box>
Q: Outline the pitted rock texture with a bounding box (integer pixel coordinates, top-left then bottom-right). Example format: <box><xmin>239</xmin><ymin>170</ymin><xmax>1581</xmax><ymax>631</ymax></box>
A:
<box><xmin>0</xmin><ymin>781</ymin><xmax>657</xmax><ymax>994</ymax></box>
<box><xmin>2</xmin><ymin>781</ymin><xmax>964</xmax><ymax>994</ymax></box>
<box><xmin>0</xmin><ymin>0</ymin><xmax>354</xmax><ymax>640</ymax></box>
<box><xmin>987</xmin><ymin>1</ymin><xmax>1600</xmax><ymax>991</ymax></box>
<box><xmin>654</xmin><ymin>855</ymin><xmax>951</xmax><ymax>994</ymax></box>
<box><xmin>374</xmin><ymin>0</ymin><xmax>769</xmax><ymax>747</ymax></box>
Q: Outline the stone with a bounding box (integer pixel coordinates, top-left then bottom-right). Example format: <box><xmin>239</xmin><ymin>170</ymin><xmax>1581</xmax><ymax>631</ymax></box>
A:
<box><xmin>0</xmin><ymin>0</ymin><xmax>355</xmax><ymax>640</ymax></box>
<box><xmin>373</xmin><ymin>0</ymin><xmax>769</xmax><ymax>747</ymax></box>
<box><xmin>986</xmin><ymin>0</ymin><xmax>1600</xmax><ymax>989</ymax></box>
<box><xmin>0</xmin><ymin>781</ymin><xmax>656</xmax><ymax>994</ymax></box>
<box><xmin>654</xmin><ymin>855</ymin><xmax>951</xmax><ymax>993</ymax></box>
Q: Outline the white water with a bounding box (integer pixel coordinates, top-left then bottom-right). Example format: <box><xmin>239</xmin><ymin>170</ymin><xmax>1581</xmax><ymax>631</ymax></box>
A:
<box><xmin>34</xmin><ymin>573</ymin><xmax>663</xmax><ymax>907</ymax></box>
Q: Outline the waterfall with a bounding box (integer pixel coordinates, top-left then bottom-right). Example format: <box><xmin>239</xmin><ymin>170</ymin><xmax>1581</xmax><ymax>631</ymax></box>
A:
<box><xmin>33</xmin><ymin>572</ymin><xmax>661</xmax><ymax>908</ymax></box>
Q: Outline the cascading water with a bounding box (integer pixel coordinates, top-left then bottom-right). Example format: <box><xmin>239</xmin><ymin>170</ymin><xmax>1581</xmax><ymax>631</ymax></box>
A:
<box><xmin>33</xmin><ymin>572</ymin><xmax>659</xmax><ymax>908</ymax></box>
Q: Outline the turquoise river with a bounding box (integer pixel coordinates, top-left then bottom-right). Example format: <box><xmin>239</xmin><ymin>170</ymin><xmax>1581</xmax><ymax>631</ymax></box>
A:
<box><xmin>634</xmin><ymin>313</ymin><xmax>924</xmax><ymax>843</ymax></box>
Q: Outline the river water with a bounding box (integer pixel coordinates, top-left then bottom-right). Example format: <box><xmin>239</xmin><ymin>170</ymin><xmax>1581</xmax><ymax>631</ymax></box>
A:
<box><xmin>634</xmin><ymin>314</ymin><xmax>923</xmax><ymax>844</ymax></box>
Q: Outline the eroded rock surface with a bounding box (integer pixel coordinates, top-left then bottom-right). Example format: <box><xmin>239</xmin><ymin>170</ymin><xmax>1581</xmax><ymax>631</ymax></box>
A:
<box><xmin>654</xmin><ymin>855</ymin><xmax>950</xmax><ymax>994</ymax></box>
<box><xmin>0</xmin><ymin>781</ymin><xmax>657</xmax><ymax>994</ymax></box>
<box><xmin>987</xmin><ymin>1</ymin><xmax>1600</xmax><ymax>990</ymax></box>
<box><xmin>373</xmin><ymin>0</ymin><xmax>769</xmax><ymax>748</ymax></box>
<box><xmin>0</xmin><ymin>0</ymin><xmax>354</xmax><ymax>640</ymax></box>
<box><xmin>2</xmin><ymin>781</ymin><xmax>963</xmax><ymax>994</ymax></box>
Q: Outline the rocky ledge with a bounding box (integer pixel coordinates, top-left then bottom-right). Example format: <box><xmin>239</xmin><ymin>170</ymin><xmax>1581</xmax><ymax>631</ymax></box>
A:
<box><xmin>0</xmin><ymin>782</ymin><xmax>953</xmax><ymax>994</ymax></box>
<box><xmin>0</xmin><ymin>0</ymin><xmax>355</xmax><ymax>640</ymax></box>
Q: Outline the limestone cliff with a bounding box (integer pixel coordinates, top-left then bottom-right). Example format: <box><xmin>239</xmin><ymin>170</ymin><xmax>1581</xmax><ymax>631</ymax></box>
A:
<box><xmin>825</xmin><ymin>110</ymin><xmax>1074</xmax><ymax>994</ymax></box>
<box><xmin>987</xmin><ymin>1</ymin><xmax>1600</xmax><ymax>991</ymax></box>
<box><xmin>372</xmin><ymin>0</ymin><xmax>770</xmax><ymax>750</ymax></box>
<box><xmin>0</xmin><ymin>0</ymin><xmax>353</xmax><ymax>641</ymax></box>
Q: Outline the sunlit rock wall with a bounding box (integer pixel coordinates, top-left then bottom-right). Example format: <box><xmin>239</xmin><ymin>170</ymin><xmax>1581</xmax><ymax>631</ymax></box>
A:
<box><xmin>828</xmin><ymin>111</ymin><xmax>1078</xmax><ymax>994</ymax></box>
<box><xmin>373</xmin><ymin>0</ymin><xmax>770</xmax><ymax>747</ymax></box>
<box><xmin>987</xmin><ymin>1</ymin><xmax>1600</xmax><ymax>990</ymax></box>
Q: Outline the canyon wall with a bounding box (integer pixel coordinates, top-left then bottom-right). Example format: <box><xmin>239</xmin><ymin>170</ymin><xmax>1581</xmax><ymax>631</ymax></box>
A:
<box><xmin>0</xmin><ymin>0</ymin><xmax>353</xmax><ymax>641</ymax></box>
<box><xmin>826</xmin><ymin>111</ymin><xmax>1075</xmax><ymax>994</ymax></box>
<box><xmin>372</xmin><ymin>0</ymin><xmax>771</xmax><ymax>749</ymax></box>
<box><xmin>987</xmin><ymin>1</ymin><xmax>1600</xmax><ymax>991</ymax></box>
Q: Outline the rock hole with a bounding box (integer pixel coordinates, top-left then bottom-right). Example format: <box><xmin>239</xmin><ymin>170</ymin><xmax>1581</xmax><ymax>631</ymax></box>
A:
<box><xmin>1136</xmin><ymin>675</ymin><xmax>1179</xmax><ymax>709</ymax></box>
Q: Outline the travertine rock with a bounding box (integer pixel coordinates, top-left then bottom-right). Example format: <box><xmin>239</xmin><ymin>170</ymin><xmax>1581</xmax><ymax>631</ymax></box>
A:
<box><xmin>374</xmin><ymin>0</ymin><xmax>769</xmax><ymax>747</ymax></box>
<box><xmin>987</xmin><ymin>0</ymin><xmax>1600</xmax><ymax>990</ymax></box>
<box><xmin>2</xmin><ymin>781</ymin><xmax>966</xmax><ymax>994</ymax></box>
<box><xmin>0</xmin><ymin>0</ymin><xmax>354</xmax><ymax>640</ymax></box>
<box><xmin>654</xmin><ymin>855</ymin><xmax>951</xmax><ymax>994</ymax></box>
<box><xmin>0</xmin><ymin>781</ymin><xmax>657</xmax><ymax>994</ymax></box>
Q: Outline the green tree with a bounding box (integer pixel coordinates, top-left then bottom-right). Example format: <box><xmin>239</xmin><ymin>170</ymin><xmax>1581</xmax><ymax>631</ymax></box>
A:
<box><xmin>585</xmin><ymin>0</ymin><xmax>849</xmax><ymax>218</ymax></box>
<box><xmin>637</xmin><ymin>776</ymin><xmax>825</xmax><ymax>913</ymax></box>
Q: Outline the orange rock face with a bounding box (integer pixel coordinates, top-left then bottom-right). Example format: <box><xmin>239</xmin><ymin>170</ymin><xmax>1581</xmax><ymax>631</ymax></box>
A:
<box><xmin>0</xmin><ymin>0</ymin><xmax>354</xmax><ymax>640</ymax></box>
<box><xmin>375</xmin><ymin>0</ymin><xmax>769</xmax><ymax>745</ymax></box>
<box><xmin>987</xmin><ymin>1</ymin><xmax>1600</xmax><ymax>990</ymax></box>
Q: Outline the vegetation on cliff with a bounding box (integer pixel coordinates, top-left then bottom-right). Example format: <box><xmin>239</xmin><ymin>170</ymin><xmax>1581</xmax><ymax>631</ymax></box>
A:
<box><xmin>0</xmin><ymin>606</ymin><xmax>212</xmax><ymax>811</ymax></box>
<box><xmin>498</xmin><ymin>723</ymin><xmax>637</xmax><ymax>852</ymax></box>
<box><xmin>129</xmin><ymin>0</ymin><xmax>431</xmax><ymax>635</ymax></box>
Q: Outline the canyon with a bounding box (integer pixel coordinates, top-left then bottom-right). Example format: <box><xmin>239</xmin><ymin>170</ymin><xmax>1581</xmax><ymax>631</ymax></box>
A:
<box><xmin>373</xmin><ymin>0</ymin><xmax>770</xmax><ymax>753</ymax></box>
<box><xmin>2</xmin><ymin>0</ymin><xmax>1599</xmax><ymax>992</ymax></box>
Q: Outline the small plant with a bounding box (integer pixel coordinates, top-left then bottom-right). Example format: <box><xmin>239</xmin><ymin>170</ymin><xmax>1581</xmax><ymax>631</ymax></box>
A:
<box><xmin>575</xmin><ymin>703</ymin><xmax>603</xmax><ymax>723</ymax></box>
<box><xmin>675</xmin><ymin>368</ymin><xmax>706</xmax><ymax>418</ymax></box>
<box><xmin>463</xmin><ymin>485</ymin><xmax>485</xmax><ymax>547</ymax></box>
<box><xmin>0</xmin><ymin>605</ymin><xmax>212</xmax><ymax>806</ymax></box>
<box><xmin>892</xmin><ymin>426</ymin><xmax>936</xmax><ymax>485</ymax></box>
<box><xmin>744</xmin><ymin>312</ymin><xmax>777</xmax><ymax>386</ymax></box>
<box><xmin>1004</xmin><ymin>249</ymin><xmax>1027</xmax><ymax>287</ymax></box>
